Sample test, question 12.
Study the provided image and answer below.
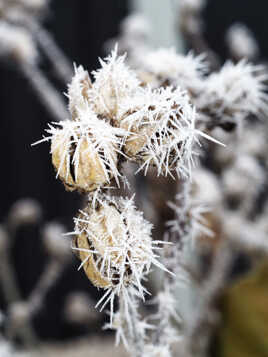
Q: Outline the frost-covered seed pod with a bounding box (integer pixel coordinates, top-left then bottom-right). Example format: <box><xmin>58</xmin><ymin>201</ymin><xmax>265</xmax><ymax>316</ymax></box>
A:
<box><xmin>200</xmin><ymin>60</ymin><xmax>268</xmax><ymax>126</ymax></box>
<box><xmin>72</xmin><ymin>195</ymin><xmax>165</xmax><ymax>314</ymax></box>
<box><xmin>138</xmin><ymin>48</ymin><xmax>207</xmax><ymax>96</ymax></box>
<box><xmin>51</xmin><ymin>131</ymin><xmax>110</xmax><ymax>192</ymax></box>
<box><xmin>73</xmin><ymin>197</ymin><xmax>150</xmax><ymax>289</ymax></box>
<box><xmin>119</xmin><ymin>86</ymin><xmax>200</xmax><ymax>178</ymax></box>
<box><xmin>37</xmin><ymin>112</ymin><xmax>124</xmax><ymax>192</ymax></box>
<box><xmin>89</xmin><ymin>48</ymin><xmax>140</xmax><ymax>120</ymax></box>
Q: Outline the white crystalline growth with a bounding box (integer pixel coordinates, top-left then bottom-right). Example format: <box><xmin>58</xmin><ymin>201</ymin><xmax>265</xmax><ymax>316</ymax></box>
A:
<box><xmin>119</xmin><ymin>85</ymin><xmax>219</xmax><ymax>179</ymax></box>
<box><xmin>0</xmin><ymin>21</ymin><xmax>37</xmax><ymax>64</ymax></box>
<box><xmin>89</xmin><ymin>47</ymin><xmax>140</xmax><ymax>118</ymax></box>
<box><xmin>139</xmin><ymin>48</ymin><xmax>207</xmax><ymax>92</ymax></box>
<box><xmin>201</xmin><ymin>60</ymin><xmax>268</xmax><ymax>122</ymax></box>
<box><xmin>67</xmin><ymin>64</ymin><xmax>91</xmax><ymax>118</ymax></box>
<box><xmin>35</xmin><ymin>109</ymin><xmax>127</xmax><ymax>186</ymax></box>
<box><xmin>72</xmin><ymin>195</ymin><xmax>169</xmax><ymax>322</ymax></box>
<box><xmin>167</xmin><ymin>183</ymin><xmax>213</xmax><ymax>246</ymax></box>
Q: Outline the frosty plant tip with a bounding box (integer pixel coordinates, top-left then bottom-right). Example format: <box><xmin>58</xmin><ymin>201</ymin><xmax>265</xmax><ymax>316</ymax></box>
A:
<box><xmin>34</xmin><ymin>46</ymin><xmax>223</xmax><ymax>341</ymax></box>
<box><xmin>71</xmin><ymin>194</ymin><xmax>169</xmax><ymax>322</ymax></box>
<box><xmin>35</xmin><ymin>47</ymin><xmax>221</xmax><ymax>189</ymax></box>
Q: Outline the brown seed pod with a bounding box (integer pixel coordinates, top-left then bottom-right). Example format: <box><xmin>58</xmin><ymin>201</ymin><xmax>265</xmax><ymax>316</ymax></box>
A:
<box><xmin>51</xmin><ymin>129</ymin><xmax>118</xmax><ymax>192</ymax></box>
<box><xmin>72</xmin><ymin>195</ymin><xmax>157</xmax><ymax>299</ymax></box>
<box><xmin>73</xmin><ymin>202</ymin><xmax>132</xmax><ymax>289</ymax></box>
<box><xmin>74</xmin><ymin>231</ymin><xmax>111</xmax><ymax>289</ymax></box>
<box><xmin>122</xmin><ymin>123</ymin><xmax>155</xmax><ymax>158</ymax></box>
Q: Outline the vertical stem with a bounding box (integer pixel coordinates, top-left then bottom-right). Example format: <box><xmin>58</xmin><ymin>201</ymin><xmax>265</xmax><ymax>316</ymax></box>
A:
<box><xmin>119</xmin><ymin>292</ymin><xmax>144</xmax><ymax>357</ymax></box>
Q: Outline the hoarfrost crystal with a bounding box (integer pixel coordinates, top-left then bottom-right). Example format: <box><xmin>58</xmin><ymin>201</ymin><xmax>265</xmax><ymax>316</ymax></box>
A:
<box><xmin>72</xmin><ymin>195</ymin><xmax>168</xmax><ymax>322</ymax></box>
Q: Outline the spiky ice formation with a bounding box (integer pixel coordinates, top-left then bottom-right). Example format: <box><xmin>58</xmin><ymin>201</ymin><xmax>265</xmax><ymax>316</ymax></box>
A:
<box><xmin>119</xmin><ymin>85</ymin><xmax>218</xmax><ymax>179</ymax></box>
<box><xmin>138</xmin><ymin>48</ymin><xmax>207</xmax><ymax>95</ymax></box>
<box><xmin>200</xmin><ymin>60</ymin><xmax>268</xmax><ymax>128</ymax></box>
<box><xmin>72</xmin><ymin>194</ymin><xmax>169</xmax><ymax>322</ymax></box>
<box><xmin>35</xmin><ymin>112</ymin><xmax>127</xmax><ymax>191</ymax></box>
<box><xmin>89</xmin><ymin>47</ymin><xmax>141</xmax><ymax>118</ymax></box>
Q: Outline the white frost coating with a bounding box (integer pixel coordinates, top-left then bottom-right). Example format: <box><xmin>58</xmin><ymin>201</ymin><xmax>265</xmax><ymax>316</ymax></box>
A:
<box><xmin>72</xmin><ymin>195</ymin><xmax>169</xmax><ymax>322</ymax></box>
<box><xmin>67</xmin><ymin>64</ymin><xmax>91</xmax><ymax>117</ymax></box>
<box><xmin>89</xmin><ymin>47</ymin><xmax>140</xmax><ymax>117</ymax></box>
<box><xmin>200</xmin><ymin>60</ymin><xmax>268</xmax><ymax>122</ymax></box>
<box><xmin>140</xmin><ymin>48</ymin><xmax>207</xmax><ymax>91</ymax></box>
<box><xmin>120</xmin><ymin>85</ymin><xmax>220</xmax><ymax>179</ymax></box>
<box><xmin>36</xmin><ymin>111</ymin><xmax>127</xmax><ymax>186</ymax></box>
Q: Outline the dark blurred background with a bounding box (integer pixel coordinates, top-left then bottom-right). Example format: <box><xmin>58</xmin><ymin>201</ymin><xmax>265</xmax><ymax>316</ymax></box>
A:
<box><xmin>0</xmin><ymin>0</ymin><xmax>268</xmax><ymax>346</ymax></box>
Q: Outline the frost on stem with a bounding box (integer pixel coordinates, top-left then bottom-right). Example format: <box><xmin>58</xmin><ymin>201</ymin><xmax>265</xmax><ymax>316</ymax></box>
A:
<box><xmin>35</xmin><ymin>114</ymin><xmax>126</xmax><ymax>192</ymax></box>
<box><xmin>200</xmin><ymin>60</ymin><xmax>268</xmax><ymax>129</ymax></box>
<box><xmin>71</xmin><ymin>194</ymin><xmax>168</xmax><ymax>323</ymax></box>
<box><xmin>167</xmin><ymin>181</ymin><xmax>213</xmax><ymax>249</ymax></box>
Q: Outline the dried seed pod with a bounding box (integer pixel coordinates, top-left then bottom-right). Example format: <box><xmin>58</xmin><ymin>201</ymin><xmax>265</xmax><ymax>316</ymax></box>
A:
<box><xmin>51</xmin><ymin>132</ymin><xmax>110</xmax><ymax>192</ymax></box>
<box><xmin>72</xmin><ymin>195</ymin><xmax>167</xmax><ymax>315</ymax></box>
<box><xmin>89</xmin><ymin>48</ymin><xmax>140</xmax><ymax>119</ymax></box>
<box><xmin>36</xmin><ymin>111</ymin><xmax>125</xmax><ymax>192</ymax></box>
<box><xmin>119</xmin><ymin>86</ymin><xmax>199</xmax><ymax>178</ymax></box>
